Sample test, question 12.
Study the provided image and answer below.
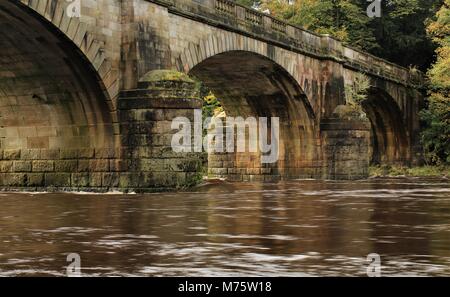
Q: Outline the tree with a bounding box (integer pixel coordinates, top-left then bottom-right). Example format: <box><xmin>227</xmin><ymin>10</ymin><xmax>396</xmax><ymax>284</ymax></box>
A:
<box><xmin>257</xmin><ymin>0</ymin><xmax>379</xmax><ymax>51</ymax></box>
<box><xmin>345</xmin><ymin>73</ymin><xmax>370</xmax><ymax>114</ymax></box>
<box><xmin>426</xmin><ymin>0</ymin><xmax>450</xmax><ymax>89</ymax></box>
<box><xmin>366</xmin><ymin>0</ymin><xmax>443</xmax><ymax>70</ymax></box>
<box><xmin>420</xmin><ymin>0</ymin><xmax>450</xmax><ymax>164</ymax></box>
<box><xmin>243</xmin><ymin>0</ymin><xmax>443</xmax><ymax>69</ymax></box>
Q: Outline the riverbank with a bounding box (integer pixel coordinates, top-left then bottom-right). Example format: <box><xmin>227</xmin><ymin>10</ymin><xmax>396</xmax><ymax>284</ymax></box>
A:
<box><xmin>369</xmin><ymin>165</ymin><xmax>450</xmax><ymax>178</ymax></box>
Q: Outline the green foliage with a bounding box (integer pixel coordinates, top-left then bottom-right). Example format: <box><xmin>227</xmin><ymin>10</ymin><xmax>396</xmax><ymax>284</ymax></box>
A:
<box><xmin>331</xmin><ymin>73</ymin><xmax>370</xmax><ymax>120</ymax></box>
<box><xmin>240</xmin><ymin>0</ymin><xmax>447</xmax><ymax>165</ymax></box>
<box><xmin>368</xmin><ymin>0</ymin><xmax>443</xmax><ymax>70</ymax></box>
<box><xmin>420</xmin><ymin>92</ymin><xmax>450</xmax><ymax>164</ymax></box>
<box><xmin>254</xmin><ymin>0</ymin><xmax>443</xmax><ymax>69</ymax></box>
<box><xmin>140</xmin><ymin>70</ymin><xmax>194</xmax><ymax>83</ymax></box>
<box><xmin>344</xmin><ymin>73</ymin><xmax>370</xmax><ymax>117</ymax></box>
<box><xmin>421</xmin><ymin>0</ymin><xmax>450</xmax><ymax>165</ymax></box>
<box><xmin>191</xmin><ymin>80</ymin><xmax>224</xmax><ymax>175</ymax></box>
<box><xmin>191</xmin><ymin>78</ymin><xmax>224</xmax><ymax>122</ymax></box>
<box><xmin>260</xmin><ymin>0</ymin><xmax>379</xmax><ymax>51</ymax></box>
<box><xmin>236</xmin><ymin>0</ymin><xmax>259</xmax><ymax>7</ymax></box>
<box><xmin>202</xmin><ymin>91</ymin><xmax>223</xmax><ymax>121</ymax></box>
<box><xmin>426</xmin><ymin>0</ymin><xmax>450</xmax><ymax>89</ymax></box>
<box><xmin>369</xmin><ymin>165</ymin><xmax>450</xmax><ymax>177</ymax></box>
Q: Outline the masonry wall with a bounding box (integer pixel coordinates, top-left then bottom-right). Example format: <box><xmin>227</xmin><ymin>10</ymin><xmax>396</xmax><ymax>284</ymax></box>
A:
<box><xmin>117</xmin><ymin>74</ymin><xmax>204</xmax><ymax>191</ymax></box>
<box><xmin>128</xmin><ymin>0</ymin><xmax>423</xmax><ymax>168</ymax></box>
<box><xmin>0</xmin><ymin>0</ymin><xmax>425</xmax><ymax>192</ymax></box>
<box><xmin>0</xmin><ymin>71</ymin><xmax>205</xmax><ymax>192</ymax></box>
<box><xmin>128</xmin><ymin>0</ymin><xmax>343</xmax><ymax>122</ymax></box>
<box><xmin>321</xmin><ymin>117</ymin><xmax>371</xmax><ymax>180</ymax></box>
<box><xmin>0</xmin><ymin>148</ymin><xmax>117</xmax><ymax>191</ymax></box>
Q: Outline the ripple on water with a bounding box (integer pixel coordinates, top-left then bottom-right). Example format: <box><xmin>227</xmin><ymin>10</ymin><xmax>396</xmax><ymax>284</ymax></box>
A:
<box><xmin>0</xmin><ymin>178</ymin><xmax>449</xmax><ymax>276</ymax></box>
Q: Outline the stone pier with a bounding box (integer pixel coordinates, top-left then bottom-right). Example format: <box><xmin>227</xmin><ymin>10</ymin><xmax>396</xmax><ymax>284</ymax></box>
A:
<box><xmin>321</xmin><ymin>106</ymin><xmax>371</xmax><ymax>180</ymax></box>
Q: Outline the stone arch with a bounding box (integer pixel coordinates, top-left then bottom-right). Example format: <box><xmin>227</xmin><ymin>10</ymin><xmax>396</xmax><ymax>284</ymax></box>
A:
<box><xmin>176</xmin><ymin>33</ymin><xmax>302</xmax><ymax>94</ymax></box>
<box><xmin>12</xmin><ymin>0</ymin><xmax>116</xmax><ymax>104</ymax></box>
<box><xmin>175</xmin><ymin>33</ymin><xmax>316</xmax><ymax>121</ymax></box>
<box><xmin>0</xmin><ymin>0</ymin><xmax>116</xmax><ymax>150</ymax></box>
<box><xmin>179</xmin><ymin>44</ymin><xmax>319</xmax><ymax>179</ymax></box>
<box><xmin>362</xmin><ymin>87</ymin><xmax>410</xmax><ymax>165</ymax></box>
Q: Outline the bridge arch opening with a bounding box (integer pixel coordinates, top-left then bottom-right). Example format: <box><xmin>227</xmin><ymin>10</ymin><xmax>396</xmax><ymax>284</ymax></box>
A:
<box><xmin>189</xmin><ymin>50</ymin><xmax>319</xmax><ymax>180</ymax></box>
<box><xmin>0</xmin><ymin>1</ymin><xmax>114</xmax><ymax>151</ymax></box>
<box><xmin>362</xmin><ymin>88</ymin><xmax>410</xmax><ymax>165</ymax></box>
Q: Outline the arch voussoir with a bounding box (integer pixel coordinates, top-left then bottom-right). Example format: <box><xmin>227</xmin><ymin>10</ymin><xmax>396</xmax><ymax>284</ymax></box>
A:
<box><xmin>16</xmin><ymin>0</ymin><xmax>114</xmax><ymax>102</ymax></box>
<box><xmin>178</xmin><ymin>32</ymin><xmax>302</xmax><ymax>92</ymax></box>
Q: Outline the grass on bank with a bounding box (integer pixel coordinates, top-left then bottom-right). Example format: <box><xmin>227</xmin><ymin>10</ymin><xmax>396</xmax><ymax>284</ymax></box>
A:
<box><xmin>369</xmin><ymin>165</ymin><xmax>450</xmax><ymax>177</ymax></box>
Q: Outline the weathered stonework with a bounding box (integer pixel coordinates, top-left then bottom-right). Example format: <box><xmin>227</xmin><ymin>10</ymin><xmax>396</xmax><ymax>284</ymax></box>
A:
<box><xmin>321</xmin><ymin>105</ymin><xmax>371</xmax><ymax>180</ymax></box>
<box><xmin>0</xmin><ymin>71</ymin><xmax>204</xmax><ymax>192</ymax></box>
<box><xmin>0</xmin><ymin>148</ymin><xmax>118</xmax><ymax>191</ymax></box>
<box><xmin>117</xmin><ymin>70</ymin><xmax>204</xmax><ymax>191</ymax></box>
<box><xmin>0</xmin><ymin>0</ymin><xmax>426</xmax><ymax>191</ymax></box>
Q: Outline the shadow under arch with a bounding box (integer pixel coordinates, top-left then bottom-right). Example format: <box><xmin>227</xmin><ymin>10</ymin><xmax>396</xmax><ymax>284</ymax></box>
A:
<box><xmin>362</xmin><ymin>87</ymin><xmax>410</xmax><ymax>165</ymax></box>
<box><xmin>189</xmin><ymin>50</ymin><xmax>319</xmax><ymax>179</ymax></box>
<box><xmin>0</xmin><ymin>0</ymin><xmax>114</xmax><ymax>150</ymax></box>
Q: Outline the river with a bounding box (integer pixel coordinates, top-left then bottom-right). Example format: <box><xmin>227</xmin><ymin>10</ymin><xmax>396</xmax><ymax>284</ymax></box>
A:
<box><xmin>0</xmin><ymin>177</ymin><xmax>449</xmax><ymax>276</ymax></box>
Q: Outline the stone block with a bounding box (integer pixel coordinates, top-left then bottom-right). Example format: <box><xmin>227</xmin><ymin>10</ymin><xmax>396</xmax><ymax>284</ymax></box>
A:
<box><xmin>140</xmin><ymin>159</ymin><xmax>165</xmax><ymax>172</ymax></box>
<box><xmin>40</xmin><ymin>149</ymin><xmax>60</xmax><ymax>160</ymax></box>
<box><xmin>60</xmin><ymin>149</ymin><xmax>78</xmax><ymax>159</ymax></box>
<box><xmin>89</xmin><ymin>160</ymin><xmax>109</xmax><ymax>172</ymax></box>
<box><xmin>72</xmin><ymin>173</ymin><xmax>90</xmax><ymax>187</ymax></box>
<box><xmin>0</xmin><ymin>161</ymin><xmax>13</xmax><ymax>173</ymax></box>
<box><xmin>45</xmin><ymin>173</ymin><xmax>71</xmax><ymax>187</ymax></box>
<box><xmin>20</xmin><ymin>149</ymin><xmax>41</xmax><ymax>160</ymax></box>
<box><xmin>102</xmin><ymin>173</ymin><xmax>120</xmax><ymax>187</ymax></box>
<box><xmin>209</xmin><ymin>168</ymin><xmax>227</xmax><ymax>175</ymax></box>
<box><xmin>78</xmin><ymin>160</ymin><xmax>90</xmax><ymax>172</ymax></box>
<box><xmin>55</xmin><ymin>160</ymin><xmax>78</xmax><ymax>172</ymax></box>
<box><xmin>27</xmin><ymin>173</ymin><xmax>44</xmax><ymax>186</ymax></box>
<box><xmin>13</xmin><ymin>161</ymin><xmax>32</xmax><ymax>172</ymax></box>
<box><xmin>109</xmin><ymin>159</ymin><xmax>128</xmax><ymax>172</ymax></box>
<box><xmin>4</xmin><ymin>173</ymin><xmax>27</xmax><ymax>186</ymax></box>
<box><xmin>119</xmin><ymin>173</ymin><xmax>140</xmax><ymax>188</ymax></box>
<box><xmin>3</xmin><ymin>149</ymin><xmax>21</xmax><ymax>160</ymax></box>
<box><xmin>32</xmin><ymin>161</ymin><xmax>54</xmax><ymax>172</ymax></box>
<box><xmin>78</xmin><ymin>148</ymin><xmax>95</xmax><ymax>159</ymax></box>
<box><xmin>95</xmin><ymin>148</ymin><xmax>116</xmax><ymax>159</ymax></box>
<box><xmin>89</xmin><ymin>173</ymin><xmax>103</xmax><ymax>187</ymax></box>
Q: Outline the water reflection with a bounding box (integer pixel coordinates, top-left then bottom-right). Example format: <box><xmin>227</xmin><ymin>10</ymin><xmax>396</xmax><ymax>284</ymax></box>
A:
<box><xmin>0</xmin><ymin>178</ymin><xmax>449</xmax><ymax>276</ymax></box>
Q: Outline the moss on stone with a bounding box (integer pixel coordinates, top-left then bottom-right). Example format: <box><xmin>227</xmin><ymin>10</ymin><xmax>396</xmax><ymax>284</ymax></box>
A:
<box><xmin>140</xmin><ymin>70</ymin><xmax>194</xmax><ymax>83</ymax></box>
<box><xmin>332</xmin><ymin>104</ymin><xmax>368</xmax><ymax>121</ymax></box>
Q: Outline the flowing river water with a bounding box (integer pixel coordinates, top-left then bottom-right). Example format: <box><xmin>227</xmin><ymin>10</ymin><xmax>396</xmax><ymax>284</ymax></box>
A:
<box><xmin>0</xmin><ymin>177</ymin><xmax>449</xmax><ymax>276</ymax></box>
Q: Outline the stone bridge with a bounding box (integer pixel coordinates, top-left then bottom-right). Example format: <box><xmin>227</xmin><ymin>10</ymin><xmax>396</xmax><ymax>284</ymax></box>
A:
<box><xmin>0</xmin><ymin>0</ymin><xmax>424</xmax><ymax>191</ymax></box>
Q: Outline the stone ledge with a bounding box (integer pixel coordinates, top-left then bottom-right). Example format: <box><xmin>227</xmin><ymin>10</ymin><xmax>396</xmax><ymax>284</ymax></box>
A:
<box><xmin>118</xmin><ymin>96</ymin><xmax>202</xmax><ymax>110</ymax></box>
<box><xmin>320</xmin><ymin>119</ymin><xmax>371</xmax><ymax>131</ymax></box>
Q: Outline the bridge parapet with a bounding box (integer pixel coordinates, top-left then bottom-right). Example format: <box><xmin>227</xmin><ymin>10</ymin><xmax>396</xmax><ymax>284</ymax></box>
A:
<box><xmin>153</xmin><ymin>0</ymin><xmax>423</xmax><ymax>87</ymax></box>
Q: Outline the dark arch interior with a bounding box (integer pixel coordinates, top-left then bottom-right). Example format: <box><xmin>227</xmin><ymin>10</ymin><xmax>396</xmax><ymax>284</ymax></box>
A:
<box><xmin>362</xmin><ymin>88</ymin><xmax>410</xmax><ymax>165</ymax></box>
<box><xmin>190</xmin><ymin>51</ymin><xmax>318</xmax><ymax>178</ymax></box>
<box><xmin>0</xmin><ymin>1</ymin><xmax>113</xmax><ymax>150</ymax></box>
